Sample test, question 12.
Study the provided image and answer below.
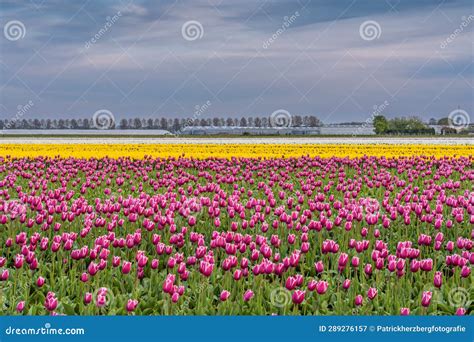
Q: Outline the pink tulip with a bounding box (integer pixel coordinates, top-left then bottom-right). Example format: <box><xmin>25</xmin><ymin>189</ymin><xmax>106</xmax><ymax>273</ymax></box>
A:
<box><xmin>460</xmin><ymin>266</ymin><xmax>471</xmax><ymax>278</ymax></box>
<box><xmin>243</xmin><ymin>289</ymin><xmax>254</xmax><ymax>301</ymax></box>
<box><xmin>367</xmin><ymin>287</ymin><xmax>377</xmax><ymax>300</ymax></box>
<box><xmin>16</xmin><ymin>301</ymin><xmax>25</xmax><ymax>312</ymax></box>
<box><xmin>122</xmin><ymin>261</ymin><xmax>131</xmax><ymax>274</ymax></box>
<box><xmin>314</xmin><ymin>261</ymin><xmax>324</xmax><ymax>273</ymax></box>
<box><xmin>112</xmin><ymin>256</ymin><xmax>121</xmax><ymax>267</ymax></box>
<box><xmin>316</xmin><ymin>281</ymin><xmax>328</xmax><ymax>294</ymax></box>
<box><xmin>400</xmin><ymin>307</ymin><xmax>410</xmax><ymax>315</ymax></box>
<box><xmin>421</xmin><ymin>291</ymin><xmax>432</xmax><ymax>307</ymax></box>
<box><xmin>354</xmin><ymin>295</ymin><xmax>363</xmax><ymax>306</ymax></box>
<box><xmin>307</xmin><ymin>279</ymin><xmax>317</xmax><ymax>291</ymax></box>
<box><xmin>285</xmin><ymin>276</ymin><xmax>297</xmax><ymax>290</ymax></box>
<box><xmin>44</xmin><ymin>292</ymin><xmax>58</xmax><ymax>311</ymax></box>
<box><xmin>433</xmin><ymin>272</ymin><xmax>442</xmax><ymax>288</ymax></box>
<box><xmin>220</xmin><ymin>290</ymin><xmax>230</xmax><ymax>301</ymax></box>
<box><xmin>88</xmin><ymin>262</ymin><xmax>98</xmax><ymax>276</ymax></box>
<box><xmin>126</xmin><ymin>299</ymin><xmax>139</xmax><ymax>312</ymax></box>
<box><xmin>0</xmin><ymin>269</ymin><xmax>8</xmax><ymax>281</ymax></box>
<box><xmin>163</xmin><ymin>280</ymin><xmax>174</xmax><ymax>294</ymax></box>
<box><xmin>84</xmin><ymin>292</ymin><xmax>92</xmax><ymax>304</ymax></box>
<box><xmin>292</xmin><ymin>290</ymin><xmax>305</xmax><ymax>304</ymax></box>
<box><xmin>455</xmin><ymin>308</ymin><xmax>466</xmax><ymax>316</ymax></box>
<box><xmin>364</xmin><ymin>264</ymin><xmax>372</xmax><ymax>276</ymax></box>
<box><xmin>96</xmin><ymin>294</ymin><xmax>106</xmax><ymax>307</ymax></box>
<box><xmin>36</xmin><ymin>276</ymin><xmax>45</xmax><ymax>287</ymax></box>
<box><xmin>171</xmin><ymin>292</ymin><xmax>180</xmax><ymax>303</ymax></box>
<box><xmin>80</xmin><ymin>272</ymin><xmax>89</xmax><ymax>282</ymax></box>
<box><xmin>14</xmin><ymin>254</ymin><xmax>24</xmax><ymax>268</ymax></box>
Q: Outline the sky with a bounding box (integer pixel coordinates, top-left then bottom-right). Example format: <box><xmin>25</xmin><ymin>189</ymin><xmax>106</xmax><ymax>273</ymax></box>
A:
<box><xmin>0</xmin><ymin>0</ymin><xmax>472</xmax><ymax>124</ymax></box>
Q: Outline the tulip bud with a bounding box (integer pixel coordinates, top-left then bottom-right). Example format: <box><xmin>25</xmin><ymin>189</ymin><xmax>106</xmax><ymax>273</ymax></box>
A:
<box><xmin>314</xmin><ymin>261</ymin><xmax>324</xmax><ymax>273</ymax></box>
<box><xmin>220</xmin><ymin>290</ymin><xmax>230</xmax><ymax>301</ymax></box>
<box><xmin>460</xmin><ymin>266</ymin><xmax>471</xmax><ymax>278</ymax></box>
<box><xmin>433</xmin><ymin>271</ymin><xmax>442</xmax><ymax>288</ymax></box>
<box><xmin>36</xmin><ymin>276</ymin><xmax>45</xmax><ymax>287</ymax></box>
<box><xmin>421</xmin><ymin>291</ymin><xmax>432</xmax><ymax>307</ymax></box>
<box><xmin>126</xmin><ymin>299</ymin><xmax>139</xmax><ymax>312</ymax></box>
<box><xmin>292</xmin><ymin>290</ymin><xmax>305</xmax><ymax>304</ymax></box>
<box><xmin>16</xmin><ymin>301</ymin><xmax>25</xmax><ymax>312</ymax></box>
<box><xmin>316</xmin><ymin>281</ymin><xmax>328</xmax><ymax>295</ymax></box>
<box><xmin>0</xmin><ymin>269</ymin><xmax>9</xmax><ymax>281</ymax></box>
<box><xmin>243</xmin><ymin>289</ymin><xmax>254</xmax><ymax>301</ymax></box>
<box><xmin>84</xmin><ymin>292</ymin><xmax>92</xmax><ymax>304</ymax></box>
<box><xmin>400</xmin><ymin>307</ymin><xmax>410</xmax><ymax>315</ymax></box>
<box><xmin>122</xmin><ymin>261</ymin><xmax>132</xmax><ymax>274</ymax></box>
<box><xmin>367</xmin><ymin>287</ymin><xmax>377</xmax><ymax>300</ymax></box>
<box><xmin>171</xmin><ymin>292</ymin><xmax>180</xmax><ymax>303</ymax></box>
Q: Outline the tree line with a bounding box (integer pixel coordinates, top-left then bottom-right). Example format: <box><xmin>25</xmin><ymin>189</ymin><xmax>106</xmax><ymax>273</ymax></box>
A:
<box><xmin>373</xmin><ymin>116</ymin><xmax>436</xmax><ymax>135</ymax></box>
<box><xmin>0</xmin><ymin>115</ymin><xmax>322</xmax><ymax>132</ymax></box>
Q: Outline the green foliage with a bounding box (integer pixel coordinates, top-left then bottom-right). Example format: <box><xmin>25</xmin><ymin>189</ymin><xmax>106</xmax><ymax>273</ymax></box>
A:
<box><xmin>373</xmin><ymin>116</ymin><xmax>388</xmax><ymax>134</ymax></box>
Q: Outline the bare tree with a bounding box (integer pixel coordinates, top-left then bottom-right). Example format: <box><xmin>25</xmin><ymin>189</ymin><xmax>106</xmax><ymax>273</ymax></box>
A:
<box><xmin>308</xmin><ymin>116</ymin><xmax>321</xmax><ymax>127</ymax></box>
<box><xmin>293</xmin><ymin>115</ymin><xmax>302</xmax><ymax>127</ymax></box>
<box><xmin>133</xmin><ymin>118</ymin><xmax>142</xmax><ymax>129</ymax></box>
<box><xmin>160</xmin><ymin>118</ymin><xmax>168</xmax><ymax>130</ymax></box>
<box><xmin>120</xmin><ymin>119</ymin><xmax>129</xmax><ymax>129</ymax></box>
<box><xmin>147</xmin><ymin>119</ymin><xmax>154</xmax><ymax>129</ymax></box>
<box><xmin>247</xmin><ymin>117</ymin><xmax>254</xmax><ymax>127</ymax></box>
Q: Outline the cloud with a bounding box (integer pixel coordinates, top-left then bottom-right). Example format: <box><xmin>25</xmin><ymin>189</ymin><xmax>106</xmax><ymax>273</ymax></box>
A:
<box><xmin>0</xmin><ymin>0</ymin><xmax>472</xmax><ymax>123</ymax></box>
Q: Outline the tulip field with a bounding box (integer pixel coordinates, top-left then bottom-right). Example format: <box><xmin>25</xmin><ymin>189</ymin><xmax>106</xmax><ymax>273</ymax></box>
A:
<box><xmin>0</xmin><ymin>143</ymin><xmax>473</xmax><ymax>316</ymax></box>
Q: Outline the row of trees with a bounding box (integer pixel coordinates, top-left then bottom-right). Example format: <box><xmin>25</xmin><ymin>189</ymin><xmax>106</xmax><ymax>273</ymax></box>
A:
<box><xmin>0</xmin><ymin>115</ymin><xmax>322</xmax><ymax>132</ymax></box>
<box><xmin>373</xmin><ymin>116</ymin><xmax>435</xmax><ymax>135</ymax></box>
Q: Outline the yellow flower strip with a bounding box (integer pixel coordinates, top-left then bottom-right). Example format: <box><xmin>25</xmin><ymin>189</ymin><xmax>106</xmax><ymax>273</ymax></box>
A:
<box><xmin>0</xmin><ymin>144</ymin><xmax>472</xmax><ymax>159</ymax></box>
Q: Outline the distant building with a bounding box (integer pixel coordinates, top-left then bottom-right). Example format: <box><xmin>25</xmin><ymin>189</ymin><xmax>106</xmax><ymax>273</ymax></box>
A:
<box><xmin>179</xmin><ymin>126</ymin><xmax>321</xmax><ymax>135</ymax></box>
<box><xmin>180</xmin><ymin>125</ymin><xmax>377</xmax><ymax>135</ymax></box>
<box><xmin>320</xmin><ymin>124</ymin><xmax>375</xmax><ymax>135</ymax></box>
